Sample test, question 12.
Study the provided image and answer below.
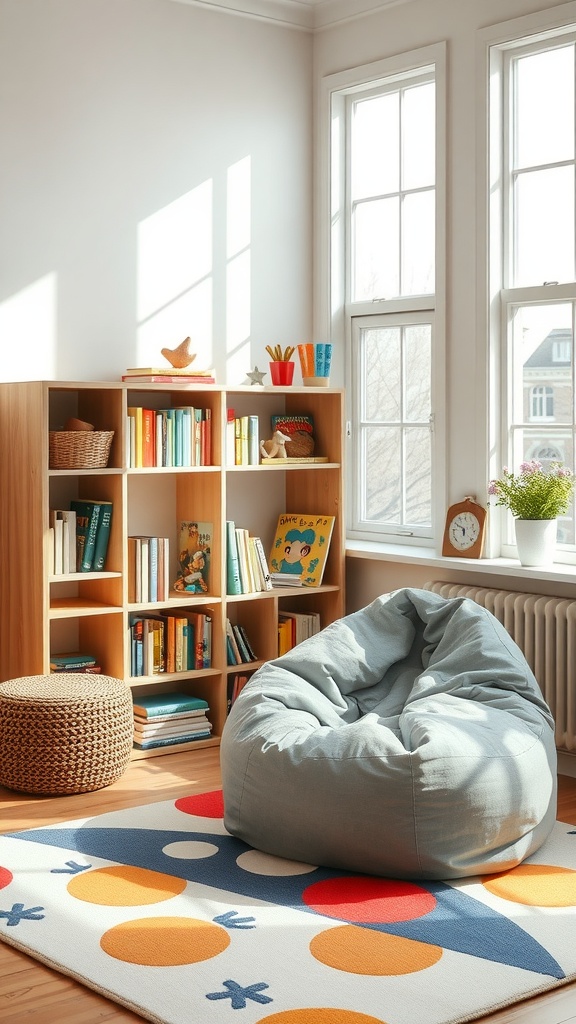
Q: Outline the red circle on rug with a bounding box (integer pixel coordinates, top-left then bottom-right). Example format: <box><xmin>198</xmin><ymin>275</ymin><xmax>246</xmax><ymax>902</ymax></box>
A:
<box><xmin>0</xmin><ymin>866</ymin><xmax>13</xmax><ymax>889</ymax></box>
<box><xmin>302</xmin><ymin>877</ymin><xmax>436</xmax><ymax>922</ymax></box>
<box><xmin>175</xmin><ymin>790</ymin><xmax>225</xmax><ymax>818</ymax></box>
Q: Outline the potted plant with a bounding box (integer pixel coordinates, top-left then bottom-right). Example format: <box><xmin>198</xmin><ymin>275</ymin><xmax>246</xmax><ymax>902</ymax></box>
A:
<box><xmin>488</xmin><ymin>460</ymin><xmax>574</xmax><ymax>566</ymax></box>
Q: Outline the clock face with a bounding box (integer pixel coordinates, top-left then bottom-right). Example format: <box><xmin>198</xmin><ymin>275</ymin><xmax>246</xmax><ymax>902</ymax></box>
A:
<box><xmin>449</xmin><ymin>511</ymin><xmax>480</xmax><ymax>550</ymax></box>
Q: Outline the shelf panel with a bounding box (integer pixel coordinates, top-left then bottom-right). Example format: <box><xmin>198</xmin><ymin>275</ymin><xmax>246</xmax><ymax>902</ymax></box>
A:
<box><xmin>50</xmin><ymin>572</ymin><xmax>122</xmax><ymax>583</ymax></box>
<box><xmin>226</xmin><ymin>660</ymin><xmax>264</xmax><ymax>673</ymax></box>
<box><xmin>50</xmin><ymin>598</ymin><xmax>122</xmax><ymax>618</ymax></box>
<box><xmin>128</xmin><ymin>595</ymin><xmax>222</xmax><ymax>612</ymax></box>
<box><xmin>227</xmin><ymin>463</ymin><xmax>340</xmax><ymax>472</ymax></box>
<box><xmin>128</xmin><ymin>668</ymin><xmax>221</xmax><ymax>685</ymax></box>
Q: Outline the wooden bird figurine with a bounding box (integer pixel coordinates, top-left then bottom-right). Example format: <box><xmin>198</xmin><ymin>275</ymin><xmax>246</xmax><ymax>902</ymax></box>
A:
<box><xmin>161</xmin><ymin>336</ymin><xmax>196</xmax><ymax>369</ymax></box>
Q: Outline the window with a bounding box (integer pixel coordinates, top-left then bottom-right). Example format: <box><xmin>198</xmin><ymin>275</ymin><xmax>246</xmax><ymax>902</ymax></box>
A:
<box><xmin>530</xmin><ymin>386</ymin><xmax>554</xmax><ymax>420</ymax></box>
<box><xmin>324</xmin><ymin>45</ymin><xmax>445</xmax><ymax>544</ymax></box>
<box><xmin>490</xmin><ymin>24</ymin><xmax>576</xmax><ymax>555</ymax></box>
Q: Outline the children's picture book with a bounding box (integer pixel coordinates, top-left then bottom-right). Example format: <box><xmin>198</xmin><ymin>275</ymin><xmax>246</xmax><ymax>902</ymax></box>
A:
<box><xmin>173</xmin><ymin>521</ymin><xmax>212</xmax><ymax>594</ymax></box>
<box><xmin>269</xmin><ymin>513</ymin><xmax>335</xmax><ymax>587</ymax></box>
<box><xmin>270</xmin><ymin>413</ymin><xmax>315</xmax><ymax>458</ymax></box>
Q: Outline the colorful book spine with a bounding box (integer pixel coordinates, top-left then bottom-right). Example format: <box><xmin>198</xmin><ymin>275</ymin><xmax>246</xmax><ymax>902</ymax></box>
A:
<box><xmin>133</xmin><ymin>730</ymin><xmax>212</xmax><ymax>750</ymax></box>
<box><xmin>248</xmin><ymin>415</ymin><xmax>259</xmax><ymax>465</ymax></box>
<box><xmin>226</xmin><ymin>520</ymin><xmax>242</xmax><ymax>595</ymax></box>
<box><xmin>91</xmin><ymin>502</ymin><xmax>113</xmax><ymax>571</ymax></box>
<box><xmin>70</xmin><ymin>500</ymin><xmax>102</xmax><ymax>571</ymax></box>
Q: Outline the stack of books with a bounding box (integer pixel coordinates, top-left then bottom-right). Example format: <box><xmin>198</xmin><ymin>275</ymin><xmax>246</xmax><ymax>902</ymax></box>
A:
<box><xmin>132</xmin><ymin>691</ymin><xmax>212</xmax><ymax>751</ymax></box>
<box><xmin>122</xmin><ymin>367</ymin><xmax>215</xmax><ymax>384</ymax></box>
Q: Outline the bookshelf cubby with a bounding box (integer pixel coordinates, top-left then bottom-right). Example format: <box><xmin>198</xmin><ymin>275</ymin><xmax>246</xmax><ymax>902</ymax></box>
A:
<box><xmin>0</xmin><ymin>380</ymin><xmax>345</xmax><ymax>760</ymax></box>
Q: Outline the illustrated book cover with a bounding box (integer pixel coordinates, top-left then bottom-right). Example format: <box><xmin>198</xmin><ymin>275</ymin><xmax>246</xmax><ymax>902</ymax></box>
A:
<box><xmin>173</xmin><ymin>521</ymin><xmax>212</xmax><ymax>594</ymax></box>
<box><xmin>269</xmin><ymin>513</ymin><xmax>335</xmax><ymax>587</ymax></box>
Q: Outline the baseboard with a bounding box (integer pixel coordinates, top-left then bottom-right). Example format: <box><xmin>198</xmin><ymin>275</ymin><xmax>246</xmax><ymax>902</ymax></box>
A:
<box><xmin>558</xmin><ymin>750</ymin><xmax>576</xmax><ymax>778</ymax></box>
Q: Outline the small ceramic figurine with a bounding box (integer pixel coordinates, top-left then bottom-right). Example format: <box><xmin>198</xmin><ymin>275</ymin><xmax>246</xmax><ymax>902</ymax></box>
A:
<box><xmin>260</xmin><ymin>429</ymin><xmax>291</xmax><ymax>459</ymax></box>
<box><xmin>161</xmin><ymin>336</ymin><xmax>196</xmax><ymax>368</ymax></box>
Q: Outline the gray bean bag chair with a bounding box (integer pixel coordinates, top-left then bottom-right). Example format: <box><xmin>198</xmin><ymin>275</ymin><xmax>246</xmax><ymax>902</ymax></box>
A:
<box><xmin>221</xmin><ymin>588</ymin><xmax>557</xmax><ymax>879</ymax></box>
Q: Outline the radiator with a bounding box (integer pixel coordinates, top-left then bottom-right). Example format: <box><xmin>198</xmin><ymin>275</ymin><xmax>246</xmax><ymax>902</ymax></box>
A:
<box><xmin>424</xmin><ymin>581</ymin><xmax>576</xmax><ymax>753</ymax></box>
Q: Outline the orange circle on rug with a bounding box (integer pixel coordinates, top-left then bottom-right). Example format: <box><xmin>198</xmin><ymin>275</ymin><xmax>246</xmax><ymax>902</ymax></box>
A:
<box><xmin>100</xmin><ymin>916</ymin><xmax>230</xmax><ymax>965</ymax></box>
<box><xmin>303</xmin><ymin>877</ymin><xmax>436</xmax><ymax>922</ymax></box>
<box><xmin>259</xmin><ymin>1009</ymin><xmax>387</xmax><ymax>1023</ymax></box>
<box><xmin>483</xmin><ymin>864</ymin><xmax>576</xmax><ymax>907</ymax></box>
<box><xmin>68</xmin><ymin>865</ymin><xmax>187</xmax><ymax>905</ymax></box>
<box><xmin>175</xmin><ymin>791</ymin><xmax>224</xmax><ymax>818</ymax></box>
<box><xmin>310</xmin><ymin>924</ymin><xmax>442</xmax><ymax>976</ymax></box>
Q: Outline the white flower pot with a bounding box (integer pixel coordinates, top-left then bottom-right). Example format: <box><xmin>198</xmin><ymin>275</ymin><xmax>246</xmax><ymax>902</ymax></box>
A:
<box><xmin>514</xmin><ymin>518</ymin><xmax>557</xmax><ymax>567</ymax></box>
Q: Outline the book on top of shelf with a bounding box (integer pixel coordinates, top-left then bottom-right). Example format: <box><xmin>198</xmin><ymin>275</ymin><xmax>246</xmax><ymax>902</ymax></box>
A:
<box><xmin>123</xmin><ymin>366</ymin><xmax>215</xmax><ymax>377</ymax></box>
<box><xmin>173</xmin><ymin>521</ymin><xmax>211</xmax><ymax>594</ymax></box>
<box><xmin>50</xmin><ymin>653</ymin><xmax>97</xmax><ymax>670</ymax></box>
<box><xmin>132</xmin><ymin>692</ymin><xmax>209</xmax><ymax>718</ymax></box>
<box><xmin>269</xmin><ymin>513</ymin><xmax>335</xmax><ymax>588</ymax></box>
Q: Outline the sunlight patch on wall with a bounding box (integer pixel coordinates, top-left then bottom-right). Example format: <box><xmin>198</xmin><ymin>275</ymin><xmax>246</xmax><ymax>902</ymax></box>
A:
<box><xmin>137</xmin><ymin>182</ymin><xmax>213</xmax><ymax>368</ymax></box>
<box><xmin>226</xmin><ymin>157</ymin><xmax>251</xmax><ymax>383</ymax></box>
<box><xmin>0</xmin><ymin>274</ymin><xmax>57</xmax><ymax>380</ymax></box>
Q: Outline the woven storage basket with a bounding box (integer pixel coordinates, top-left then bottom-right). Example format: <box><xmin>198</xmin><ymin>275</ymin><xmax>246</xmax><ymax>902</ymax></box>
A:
<box><xmin>0</xmin><ymin>674</ymin><xmax>133</xmax><ymax>794</ymax></box>
<box><xmin>49</xmin><ymin>430</ymin><xmax>114</xmax><ymax>469</ymax></box>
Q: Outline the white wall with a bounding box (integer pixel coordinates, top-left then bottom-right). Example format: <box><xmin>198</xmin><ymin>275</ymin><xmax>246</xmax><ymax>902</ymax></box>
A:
<box><xmin>0</xmin><ymin>0</ymin><xmax>312</xmax><ymax>382</ymax></box>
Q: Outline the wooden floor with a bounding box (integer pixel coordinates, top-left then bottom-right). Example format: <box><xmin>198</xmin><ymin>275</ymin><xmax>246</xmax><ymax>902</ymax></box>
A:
<box><xmin>0</xmin><ymin>750</ymin><xmax>575</xmax><ymax>1024</ymax></box>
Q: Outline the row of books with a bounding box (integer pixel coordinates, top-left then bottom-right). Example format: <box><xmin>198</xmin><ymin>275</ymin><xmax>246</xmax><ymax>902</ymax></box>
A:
<box><xmin>226</xmin><ymin>619</ymin><xmax>258</xmax><ymax>665</ymax></box>
<box><xmin>278</xmin><ymin>610</ymin><xmax>321</xmax><ymax>655</ymax></box>
<box><xmin>48</xmin><ymin>499</ymin><xmax>112</xmax><ymax>575</ymax></box>
<box><xmin>132</xmin><ymin>691</ymin><xmax>212</xmax><ymax>751</ymax></box>
<box><xmin>226</xmin><ymin>521</ymin><xmax>272</xmax><ymax>595</ymax></box>
<box><xmin>50</xmin><ymin>652</ymin><xmax>102</xmax><ymax>674</ymax></box>
<box><xmin>129</xmin><ymin>611</ymin><xmax>212</xmax><ymax>677</ymax></box>
<box><xmin>226</xmin><ymin>411</ymin><xmax>260</xmax><ymax>466</ymax></box>
<box><xmin>127</xmin><ymin>535</ymin><xmax>171</xmax><ymax>603</ymax></box>
<box><xmin>126</xmin><ymin>406</ymin><xmax>212</xmax><ymax>468</ymax></box>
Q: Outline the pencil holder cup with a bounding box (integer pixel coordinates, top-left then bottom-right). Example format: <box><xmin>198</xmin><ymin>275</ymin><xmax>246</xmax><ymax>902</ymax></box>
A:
<box><xmin>269</xmin><ymin>361</ymin><xmax>295</xmax><ymax>386</ymax></box>
<box><xmin>297</xmin><ymin>343</ymin><xmax>332</xmax><ymax>386</ymax></box>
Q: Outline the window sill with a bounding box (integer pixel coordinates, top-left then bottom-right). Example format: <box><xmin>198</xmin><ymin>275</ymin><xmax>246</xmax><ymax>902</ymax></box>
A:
<box><xmin>345</xmin><ymin>539</ymin><xmax>576</xmax><ymax>587</ymax></box>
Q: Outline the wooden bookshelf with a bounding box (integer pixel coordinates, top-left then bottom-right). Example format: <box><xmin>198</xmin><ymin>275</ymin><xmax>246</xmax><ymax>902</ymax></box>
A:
<box><xmin>0</xmin><ymin>381</ymin><xmax>345</xmax><ymax>759</ymax></box>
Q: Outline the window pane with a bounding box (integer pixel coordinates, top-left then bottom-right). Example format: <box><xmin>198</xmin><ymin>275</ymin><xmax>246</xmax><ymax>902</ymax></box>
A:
<box><xmin>364</xmin><ymin>327</ymin><xmax>400</xmax><ymax>420</ymax></box>
<box><xmin>514</xmin><ymin>46</ymin><xmax>574</xmax><ymax>169</ymax></box>
<box><xmin>512</xmin><ymin>304</ymin><xmax>572</xmax><ymax>425</ymax></box>
<box><xmin>405</xmin><ymin>427</ymin><xmax>431</xmax><ymax>525</ymax></box>
<box><xmin>364</xmin><ymin>425</ymin><xmax>401</xmax><ymax>522</ymax></box>
<box><xmin>353</xmin><ymin>197</ymin><xmax>399</xmax><ymax>300</ymax></box>
<box><xmin>352</xmin><ymin>93</ymin><xmax>399</xmax><ymax>200</ymax></box>
<box><xmin>402</xmin><ymin>82</ymin><xmax>435</xmax><ymax>190</ymax></box>
<box><xmin>515</xmin><ymin>166</ymin><xmax>574</xmax><ymax>285</ymax></box>
<box><xmin>402</xmin><ymin>190</ymin><xmax>435</xmax><ymax>295</ymax></box>
<box><xmin>405</xmin><ymin>325</ymin><xmax>431</xmax><ymax>420</ymax></box>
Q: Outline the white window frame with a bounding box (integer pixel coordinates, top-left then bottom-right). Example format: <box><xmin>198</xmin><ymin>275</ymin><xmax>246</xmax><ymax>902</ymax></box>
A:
<box><xmin>479</xmin><ymin>3</ymin><xmax>576</xmax><ymax>563</ymax></box>
<box><xmin>316</xmin><ymin>43</ymin><xmax>446</xmax><ymax>547</ymax></box>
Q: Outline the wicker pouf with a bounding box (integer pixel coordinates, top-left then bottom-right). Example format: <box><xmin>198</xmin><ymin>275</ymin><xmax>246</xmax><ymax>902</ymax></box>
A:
<box><xmin>0</xmin><ymin>674</ymin><xmax>133</xmax><ymax>795</ymax></box>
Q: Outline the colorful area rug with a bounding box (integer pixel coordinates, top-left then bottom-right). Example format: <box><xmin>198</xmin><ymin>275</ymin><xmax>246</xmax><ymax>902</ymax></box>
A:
<box><xmin>1</xmin><ymin>791</ymin><xmax>576</xmax><ymax>1024</ymax></box>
